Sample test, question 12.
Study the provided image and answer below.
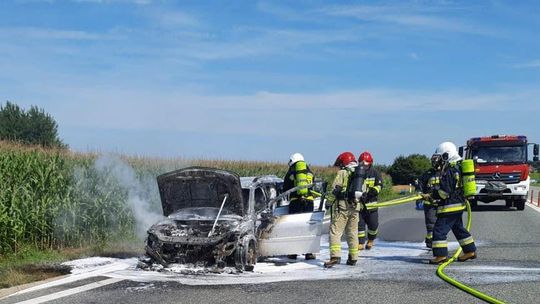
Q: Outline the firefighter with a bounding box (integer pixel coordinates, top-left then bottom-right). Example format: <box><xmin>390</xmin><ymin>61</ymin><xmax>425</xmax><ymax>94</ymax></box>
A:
<box><xmin>418</xmin><ymin>154</ymin><xmax>443</xmax><ymax>248</ymax></box>
<box><xmin>356</xmin><ymin>151</ymin><xmax>383</xmax><ymax>250</ymax></box>
<box><xmin>324</xmin><ymin>152</ymin><xmax>360</xmax><ymax>268</ymax></box>
<box><xmin>283</xmin><ymin>152</ymin><xmax>316</xmax><ymax>260</ymax></box>
<box><xmin>414</xmin><ymin>178</ymin><xmax>424</xmax><ymax>210</ymax></box>
<box><xmin>427</xmin><ymin>142</ymin><xmax>477</xmax><ymax>264</ymax></box>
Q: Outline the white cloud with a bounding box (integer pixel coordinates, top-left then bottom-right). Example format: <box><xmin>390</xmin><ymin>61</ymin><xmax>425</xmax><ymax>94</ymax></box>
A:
<box><xmin>16</xmin><ymin>0</ymin><xmax>152</xmax><ymax>3</ymax></box>
<box><xmin>256</xmin><ymin>1</ymin><xmax>307</xmax><ymax>21</ymax></box>
<box><xmin>72</xmin><ymin>0</ymin><xmax>152</xmax><ymax>4</ymax></box>
<box><xmin>316</xmin><ymin>4</ymin><xmax>498</xmax><ymax>36</ymax></box>
<box><xmin>510</xmin><ymin>60</ymin><xmax>540</xmax><ymax>69</ymax></box>
<box><xmin>34</xmin><ymin>85</ymin><xmax>538</xmax><ymax>136</ymax></box>
<box><xmin>0</xmin><ymin>27</ymin><xmax>105</xmax><ymax>40</ymax></box>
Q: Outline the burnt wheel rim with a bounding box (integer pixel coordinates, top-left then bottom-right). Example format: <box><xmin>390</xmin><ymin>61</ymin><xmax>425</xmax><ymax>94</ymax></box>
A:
<box><xmin>247</xmin><ymin>245</ymin><xmax>256</xmax><ymax>266</ymax></box>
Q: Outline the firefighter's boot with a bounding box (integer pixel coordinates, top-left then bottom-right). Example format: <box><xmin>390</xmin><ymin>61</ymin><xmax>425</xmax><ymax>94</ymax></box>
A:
<box><xmin>324</xmin><ymin>257</ymin><xmax>341</xmax><ymax>268</ymax></box>
<box><xmin>357</xmin><ymin>244</ymin><xmax>364</xmax><ymax>251</ymax></box>
<box><xmin>287</xmin><ymin>254</ymin><xmax>297</xmax><ymax>260</ymax></box>
<box><xmin>429</xmin><ymin>256</ymin><xmax>448</xmax><ymax>265</ymax></box>
<box><xmin>346</xmin><ymin>255</ymin><xmax>357</xmax><ymax>266</ymax></box>
<box><xmin>457</xmin><ymin>251</ymin><xmax>477</xmax><ymax>262</ymax></box>
<box><xmin>365</xmin><ymin>240</ymin><xmax>375</xmax><ymax>250</ymax></box>
<box><xmin>305</xmin><ymin>253</ymin><xmax>316</xmax><ymax>260</ymax></box>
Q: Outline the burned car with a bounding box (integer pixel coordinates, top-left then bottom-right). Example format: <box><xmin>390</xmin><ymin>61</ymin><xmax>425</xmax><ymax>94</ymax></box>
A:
<box><xmin>144</xmin><ymin>167</ymin><xmax>325</xmax><ymax>271</ymax></box>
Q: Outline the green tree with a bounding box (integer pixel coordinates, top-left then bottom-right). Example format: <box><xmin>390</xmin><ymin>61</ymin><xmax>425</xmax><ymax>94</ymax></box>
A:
<box><xmin>0</xmin><ymin>101</ymin><xmax>66</xmax><ymax>148</ymax></box>
<box><xmin>388</xmin><ymin>154</ymin><xmax>431</xmax><ymax>185</ymax></box>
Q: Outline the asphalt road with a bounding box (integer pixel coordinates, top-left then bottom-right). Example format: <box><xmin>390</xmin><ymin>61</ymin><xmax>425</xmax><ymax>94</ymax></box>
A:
<box><xmin>3</xmin><ymin>199</ymin><xmax>540</xmax><ymax>304</ymax></box>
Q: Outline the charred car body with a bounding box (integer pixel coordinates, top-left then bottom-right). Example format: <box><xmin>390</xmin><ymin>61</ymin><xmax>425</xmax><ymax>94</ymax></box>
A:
<box><xmin>144</xmin><ymin>167</ymin><xmax>325</xmax><ymax>271</ymax></box>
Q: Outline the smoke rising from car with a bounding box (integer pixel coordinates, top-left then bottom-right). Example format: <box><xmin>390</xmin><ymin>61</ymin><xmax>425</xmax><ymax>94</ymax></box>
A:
<box><xmin>93</xmin><ymin>155</ymin><xmax>166</xmax><ymax>240</ymax></box>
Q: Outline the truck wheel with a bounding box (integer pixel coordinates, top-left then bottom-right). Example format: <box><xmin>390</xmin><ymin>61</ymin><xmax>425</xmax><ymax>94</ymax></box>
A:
<box><xmin>516</xmin><ymin>199</ymin><xmax>526</xmax><ymax>211</ymax></box>
<box><xmin>505</xmin><ymin>200</ymin><xmax>513</xmax><ymax>208</ymax></box>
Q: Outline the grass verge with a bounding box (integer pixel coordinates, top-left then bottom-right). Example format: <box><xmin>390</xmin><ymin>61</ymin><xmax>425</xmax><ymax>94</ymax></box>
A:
<box><xmin>0</xmin><ymin>241</ymin><xmax>143</xmax><ymax>289</ymax></box>
<box><xmin>531</xmin><ymin>172</ymin><xmax>540</xmax><ymax>187</ymax></box>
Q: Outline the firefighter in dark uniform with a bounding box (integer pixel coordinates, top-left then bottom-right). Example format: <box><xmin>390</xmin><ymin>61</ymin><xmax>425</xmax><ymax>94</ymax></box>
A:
<box><xmin>356</xmin><ymin>151</ymin><xmax>383</xmax><ymax>250</ymax></box>
<box><xmin>418</xmin><ymin>154</ymin><xmax>443</xmax><ymax>248</ymax></box>
<box><xmin>428</xmin><ymin>142</ymin><xmax>477</xmax><ymax>264</ymax></box>
<box><xmin>283</xmin><ymin>152</ymin><xmax>317</xmax><ymax>260</ymax></box>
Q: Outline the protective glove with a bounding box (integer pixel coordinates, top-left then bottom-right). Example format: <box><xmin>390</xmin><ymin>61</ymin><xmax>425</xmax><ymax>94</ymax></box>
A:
<box><xmin>360</xmin><ymin>191</ymin><xmax>369</xmax><ymax>203</ymax></box>
<box><xmin>332</xmin><ymin>186</ymin><xmax>344</xmax><ymax>200</ymax></box>
<box><xmin>420</xmin><ymin>193</ymin><xmax>432</xmax><ymax>201</ymax></box>
<box><xmin>354</xmin><ymin>191</ymin><xmax>363</xmax><ymax>202</ymax></box>
<box><xmin>324</xmin><ymin>199</ymin><xmax>333</xmax><ymax>209</ymax></box>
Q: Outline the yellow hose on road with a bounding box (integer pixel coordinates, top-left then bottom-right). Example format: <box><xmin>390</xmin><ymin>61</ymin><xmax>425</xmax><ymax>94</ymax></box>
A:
<box><xmin>436</xmin><ymin>200</ymin><xmax>505</xmax><ymax>304</ymax></box>
<box><xmin>366</xmin><ymin>195</ymin><xmax>505</xmax><ymax>303</ymax></box>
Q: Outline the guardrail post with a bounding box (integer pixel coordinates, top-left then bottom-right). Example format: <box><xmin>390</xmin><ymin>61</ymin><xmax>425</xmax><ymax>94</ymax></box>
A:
<box><xmin>537</xmin><ymin>192</ymin><xmax>540</xmax><ymax>207</ymax></box>
<box><xmin>531</xmin><ymin>190</ymin><xmax>534</xmax><ymax>205</ymax></box>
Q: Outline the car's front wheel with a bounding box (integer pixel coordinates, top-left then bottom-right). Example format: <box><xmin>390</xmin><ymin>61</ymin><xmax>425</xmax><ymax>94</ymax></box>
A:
<box><xmin>235</xmin><ymin>240</ymin><xmax>257</xmax><ymax>272</ymax></box>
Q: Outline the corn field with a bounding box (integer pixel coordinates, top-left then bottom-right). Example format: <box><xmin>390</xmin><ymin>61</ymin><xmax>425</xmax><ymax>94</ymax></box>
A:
<box><xmin>0</xmin><ymin>142</ymin><xmax>396</xmax><ymax>256</ymax></box>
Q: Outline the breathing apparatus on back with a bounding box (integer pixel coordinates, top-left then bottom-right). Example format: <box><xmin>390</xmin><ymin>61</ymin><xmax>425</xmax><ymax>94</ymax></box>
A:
<box><xmin>294</xmin><ymin>160</ymin><xmax>311</xmax><ymax>196</ymax></box>
<box><xmin>434</xmin><ymin>142</ymin><xmax>476</xmax><ymax>198</ymax></box>
<box><xmin>347</xmin><ymin>164</ymin><xmax>367</xmax><ymax>202</ymax></box>
<box><xmin>288</xmin><ymin>153</ymin><xmax>313</xmax><ymax>197</ymax></box>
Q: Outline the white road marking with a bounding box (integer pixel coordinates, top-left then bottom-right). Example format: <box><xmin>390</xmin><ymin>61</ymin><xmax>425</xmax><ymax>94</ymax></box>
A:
<box><xmin>10</xmin><ymin>258</ymin><xmax>134</xmax><ymax>296</ymax></box>
<box><xmin>13</xmin><ymin>278</ymin><xmax>123</xmax><ymax>304</ymax></box>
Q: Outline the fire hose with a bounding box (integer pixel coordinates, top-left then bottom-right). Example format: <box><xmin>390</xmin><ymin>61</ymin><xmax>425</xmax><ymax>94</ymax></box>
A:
<box><xmin>366</xmin><ymin>195</ymin><xmax>505</xmax><ymax>304</ymax></box>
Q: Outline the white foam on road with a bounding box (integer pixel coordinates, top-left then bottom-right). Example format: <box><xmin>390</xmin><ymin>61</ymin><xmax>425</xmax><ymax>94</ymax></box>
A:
<box><xmin>96</xmin><ymin>237</ymin><xmax>457</xmax><ymax>285</ymax></box>
<box><xmin>103</xmin><ymin>239</ymin><xmax>540</xmax><ymax>286</ymax></box>
<box><xmin>10</xmin><ymin>236</ymin><xmax>540</xmax><ymax>299</ymax></box>
<box><xmin>10</xmin><ymin>257</ymin><xmax>135</xmax><ymax>296</ymax></box>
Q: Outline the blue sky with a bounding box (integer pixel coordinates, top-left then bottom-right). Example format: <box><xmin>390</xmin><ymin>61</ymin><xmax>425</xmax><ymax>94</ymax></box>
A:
<box><xmin>1</xmin><ymin>0</ymin><xmax>538</xmax><ymax>165</ymax></box>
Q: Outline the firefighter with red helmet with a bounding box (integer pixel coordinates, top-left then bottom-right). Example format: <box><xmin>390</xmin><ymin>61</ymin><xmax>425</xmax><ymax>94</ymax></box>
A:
<box><xmin>356</xmin><ymin>151</ymin><xmax>383</xmax><ymax>250</ymax></box>
<box><xmin>324</xmin><ymin>152</ymin><xmax>360</xmax><ymax>268</ymax></box>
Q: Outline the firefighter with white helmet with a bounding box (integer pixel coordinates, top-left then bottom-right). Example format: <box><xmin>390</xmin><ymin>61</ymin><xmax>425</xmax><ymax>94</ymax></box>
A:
<box><xmin>427</xmin><ymin>142</ymin><xmax>477</xmax><ymax>264</ymax></box>
<box><xmin>324</xmin><ymin>152</ymin><xmax>360</xmax><ymax>268</ymax></box>
<box><xmin>283</xmin><ymin>152</ymin><xmax>317</xmax><ymax>260</ymax></box>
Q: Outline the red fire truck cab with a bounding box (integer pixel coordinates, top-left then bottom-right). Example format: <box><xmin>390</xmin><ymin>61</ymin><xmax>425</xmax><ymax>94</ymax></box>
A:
<box><xmin>459</xmin><ymin>135</ymin><xmax>539</xmax><ymax>211</ymax></box>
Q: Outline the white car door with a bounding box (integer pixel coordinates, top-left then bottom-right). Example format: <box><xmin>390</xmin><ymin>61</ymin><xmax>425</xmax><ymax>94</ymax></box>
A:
<box><xmin>257</xmin><ymin>204</ymin><xmax>324</xmax><ymax>257</ymax></box>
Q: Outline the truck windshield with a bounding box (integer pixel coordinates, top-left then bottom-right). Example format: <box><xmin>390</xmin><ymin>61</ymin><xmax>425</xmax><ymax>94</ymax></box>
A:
<box><xmin>471</xmin><ymin>145</ymin><xmax>526</xmax><ymax>164</ymax></box>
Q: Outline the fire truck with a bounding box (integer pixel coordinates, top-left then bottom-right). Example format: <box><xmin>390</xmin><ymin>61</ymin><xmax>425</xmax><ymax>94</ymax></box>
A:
<box><xmin>459</xmin><ymin>135</ymin><xmax>539</xmax><ymax>210</ymax></box>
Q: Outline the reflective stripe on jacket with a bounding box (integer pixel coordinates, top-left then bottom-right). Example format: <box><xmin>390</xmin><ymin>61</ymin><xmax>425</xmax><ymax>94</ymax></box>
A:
<box><xmin>434</xmin><ymin>163</ymin><xmax>465</xmax><ymax>216</ymax></box>
<box><xmin>362</xmin><ymin>166</ymin><xmax>383</xmax><ymax>204</ymax></box>
<box><xmin>419</xmin><ymin>168</ymin><xmax>441</xmax><ymax>206</ymax></box>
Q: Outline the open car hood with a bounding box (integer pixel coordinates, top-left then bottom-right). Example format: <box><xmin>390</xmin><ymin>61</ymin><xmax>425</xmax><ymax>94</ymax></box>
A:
<box><xmin>157</xmin><ymin>167</ymin><xmax>245</xmax><ymax>216</ymax></box>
